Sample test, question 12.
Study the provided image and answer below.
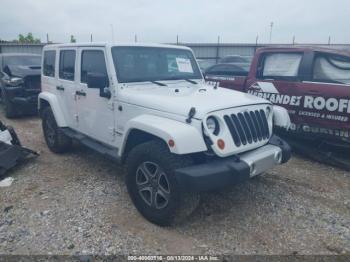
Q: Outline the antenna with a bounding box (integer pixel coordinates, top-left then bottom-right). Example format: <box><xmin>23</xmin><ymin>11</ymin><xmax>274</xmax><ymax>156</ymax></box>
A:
<box><xmin>269</xmin><ymin>22</ymin><xmax>274</xmax><ymax>44</ymax></box>
<box><xmin>110</xmin><ymin>24</ymin><xmax>115</xmax><ymax>43</ymax></box>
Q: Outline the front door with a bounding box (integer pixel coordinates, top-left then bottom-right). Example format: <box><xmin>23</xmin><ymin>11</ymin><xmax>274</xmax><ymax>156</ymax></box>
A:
<box><xmin>57</xmin><ymin>49</ymin><xmax>79</xmax><ymax>128</ymax></box>
<box><xmin>246</xmin><ymin>51</ymin><xmax>304</xmax><ymax>127</ymax></box>
<box><xmin>75</xmin><ymin>47</ymin><xmax>115</xmax><ymax>145</ymax></box>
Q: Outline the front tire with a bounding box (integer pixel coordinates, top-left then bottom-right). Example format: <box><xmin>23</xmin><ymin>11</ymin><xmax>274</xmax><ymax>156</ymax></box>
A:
<box><xmin>2</xmin><ymin>89</ymin><xmax>17</xmax><ymax>118</ymax></box>
<box><xmin>126</xmin><ymin>140</ymin><xmax>200</xmax><ymax>226</ymax></box>
<box><xmin>42</xmin><ymin>107</ymin><xmax>72</xmax><ymax>153</ymax></box>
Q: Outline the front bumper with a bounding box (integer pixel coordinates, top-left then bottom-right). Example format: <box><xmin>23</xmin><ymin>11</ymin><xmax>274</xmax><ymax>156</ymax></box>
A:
<box><xmin>4</xmin><ymin>86</ymin><xmax>39</xmax><ymax>108</ymax></box>
<box><xmin>175</xmin><ymin>135</ymin><xmax>291</xmax><ymax>192</ymax></box>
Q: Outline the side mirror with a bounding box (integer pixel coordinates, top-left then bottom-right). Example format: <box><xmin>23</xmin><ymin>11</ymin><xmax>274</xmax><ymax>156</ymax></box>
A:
<box><xmin>87</xmin><ymin>72</ymin><xmax>111</xmax><ymax>99</ymax></box>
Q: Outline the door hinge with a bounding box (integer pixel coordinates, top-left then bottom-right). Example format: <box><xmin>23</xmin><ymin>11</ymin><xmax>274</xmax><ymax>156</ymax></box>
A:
<box><xmin>108</xmin><ymin>127</ymin><xmax>118</xmax><ymax>140</ymax></box>
<box><xmin>108</xmin><ymin>102</ymin><xmax>114</xmax><ymax>111</ymax></box>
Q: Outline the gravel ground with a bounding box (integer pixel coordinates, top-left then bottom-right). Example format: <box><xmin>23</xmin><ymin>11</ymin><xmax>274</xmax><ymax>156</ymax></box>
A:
<box><xmin>0</xmin><ymin>109</ymin><xmax>349</xmax><ymax>255</ymax></box>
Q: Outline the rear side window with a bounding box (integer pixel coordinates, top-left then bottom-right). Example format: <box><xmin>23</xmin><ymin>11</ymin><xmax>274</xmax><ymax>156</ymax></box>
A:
<box><xmin>261</xmin><ymin>53</ymin><xmax>302</xmax><ymax>79</ymax></box>
<box><xmin>81</xmin><ymin>50</ymin><xmax>108</xmax><ymax>83</ymax></box>
<box><xmin>313</xmin><ymin>53</ymin><xmax>350</xmax><ymax>85</ymax></box>
<box><xmin>59</xmin><ymin>50</ymin><xmax>76</xmax><ymax>81</ymax></box>
<box><xmin>43</xmin><ymin>50</ymin><xmax>56</xmax><ymax>77</ymax></box>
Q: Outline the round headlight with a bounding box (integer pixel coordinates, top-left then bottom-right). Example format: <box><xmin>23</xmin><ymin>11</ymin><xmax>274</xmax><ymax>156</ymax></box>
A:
<box><xmin>206</xmin><ymin>116</ymin><xmax>220</xmax><ymax>135</ymax></box>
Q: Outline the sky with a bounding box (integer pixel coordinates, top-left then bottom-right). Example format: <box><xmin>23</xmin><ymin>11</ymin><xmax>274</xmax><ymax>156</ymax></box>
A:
<box><xmin>1</xmin><ymin>0</ymin><xmax>349</xmax><ymax>44</ymax></box>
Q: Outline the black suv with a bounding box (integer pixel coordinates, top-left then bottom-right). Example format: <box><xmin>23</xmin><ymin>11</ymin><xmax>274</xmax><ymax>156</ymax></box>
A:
<box><xmin>0</xmin><ymin>53</ymin><xmax>41</xmax><ymax>118</ymax></box>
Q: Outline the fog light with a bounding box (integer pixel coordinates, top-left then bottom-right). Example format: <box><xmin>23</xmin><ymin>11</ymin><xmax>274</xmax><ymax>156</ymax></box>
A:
<box><xmin>275</xmin><ymin>151</ymin><xmax>282</xmax><ymax>163</ymax></box>
<box><xmin>168</xmin><ymin>139</ymin><xmax>175</xmax><ymax>148</ymax></box>
<box><xmin>217</xmin><ymin>139</ymin><xmax>225</xmax><ymax>150</ymax></box>
<box><xmin>250</xmin><ymin>163</ymin><xmax>256</xmax><ymax>176</ymax></box>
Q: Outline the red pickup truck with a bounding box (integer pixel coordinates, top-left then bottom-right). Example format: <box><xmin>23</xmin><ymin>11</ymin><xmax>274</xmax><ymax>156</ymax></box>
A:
<box><xmin>204</xmin><ymin>47</ymin><xmax>350</xmax><ymax>148</ymax></box>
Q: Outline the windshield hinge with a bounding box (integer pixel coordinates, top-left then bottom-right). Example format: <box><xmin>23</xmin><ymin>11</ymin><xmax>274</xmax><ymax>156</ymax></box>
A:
<box><xmin>186</xmin><ymin>107</ymin><xmax>196</xmax><ymax>123</ymax></box>
<box><xmin>108</xmin><ymin>101</ymin><xmax>115</xmax><ymax>111</ymax></box>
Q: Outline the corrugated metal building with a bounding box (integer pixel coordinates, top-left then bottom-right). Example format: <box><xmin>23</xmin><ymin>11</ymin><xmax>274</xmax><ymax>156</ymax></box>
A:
<box><xmin>0</xmin><ymin>43</ymin><xmax>45</xmax><ymax>54</ymax></box>
<box><xmin>1</xmin><ymin>42</ymin><xmax>349</xmax><ymax>63</ymax></box>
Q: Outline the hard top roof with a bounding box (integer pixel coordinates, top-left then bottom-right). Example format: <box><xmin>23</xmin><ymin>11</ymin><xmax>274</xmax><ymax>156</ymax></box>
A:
<box><xmin>44</xmin><ymin>42</ymin><xmax>191</xmax><ymax>51</ymax></box>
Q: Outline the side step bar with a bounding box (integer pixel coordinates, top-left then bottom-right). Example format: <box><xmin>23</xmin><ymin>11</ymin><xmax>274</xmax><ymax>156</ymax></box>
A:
<box><xmin>61</xmin><ymin>128</ymin><xmax>120</xmax><ymax>162</ymax></box>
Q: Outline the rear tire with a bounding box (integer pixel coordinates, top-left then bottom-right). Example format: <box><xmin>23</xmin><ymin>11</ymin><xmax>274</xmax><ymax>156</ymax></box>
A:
<box><xmin>42</xmin><ymin>107</ymin><xmax>72</xmax><ymax>153</ymax></box>
<box><xmin>126</xmin><ymin>140</ymin><xmax>200</xmax><ymax>226</ymax></box>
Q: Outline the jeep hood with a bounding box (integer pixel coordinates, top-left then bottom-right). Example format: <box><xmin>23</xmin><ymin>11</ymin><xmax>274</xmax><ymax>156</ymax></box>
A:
<box><xmin>119</xmin><ymin>82</ymin><xmax>270</xmax><ymax>119</ymax></box>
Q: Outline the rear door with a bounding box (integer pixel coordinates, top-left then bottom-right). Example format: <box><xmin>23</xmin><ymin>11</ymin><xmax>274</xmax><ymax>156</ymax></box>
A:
<box><xmin>295</xmin><ymin>51</ymin><xmax>350</xmax><ymax>140</ymax></box>
<box><xmin>75</xmin><ymin>47</ymin><xmax>115</xmax><ymax>145</ymax></box>
<box><xmin>57</xmin><ymin>49</ymin><xmax>79</xmax><ymax>128</ymax></box>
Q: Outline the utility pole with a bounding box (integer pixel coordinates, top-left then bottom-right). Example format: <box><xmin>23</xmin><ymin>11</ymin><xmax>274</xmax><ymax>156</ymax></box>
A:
<box><xmin>90</xmin><ymin>34</ymin><xmax>93</xmax><ymax>42</ymax></box>
<box><xmin>110</xmin><ymin>24</ymin><xmax>115</xmax><ymax>43</ymax></box>
<box><xmin>269</xmin><ymin>22</ymin><xmax>274</xmax><ymax>44</ymax></box>
<box><xmin>292</xmin><ymin>35</ymin><xmax>295</xmax><ymax>45</ymax></box>
<box><xmin>255</xmin><ymin>35</ymin><xmax>259</xmax><ymax>53</ymax></box>
<box><xmin>216</xmin><ymin>36</ymin><xmax>220</xmax><ymax>64</ymax></box>
<box><xmin>328</xmin><ymin>36</ymin><xmax>331</xmax><ymax>45</ymax></box>
<box><xmin>176</xmin><ymin>35</ymin><xmax>179</xmax><ymax>45</ymax></box>
<box><xmin>46</xmin><ymin>33</ymin><xmax>49</xmax><ymax>43</ymax></box>
<box><xmin>134</xmin><ymin>34</ymin><xmax>138</xmax><ymax>42</ymax></box>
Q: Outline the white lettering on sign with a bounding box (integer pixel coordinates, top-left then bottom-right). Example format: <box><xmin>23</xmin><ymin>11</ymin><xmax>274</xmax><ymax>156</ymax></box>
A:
<box><xmin>247</xmin><ymin>90</ymin><xmax>302</xmax><ymax>106</ymax></box>
<box><xmin>303</xmin><ymin>96</ymin><xmax>350</xmax><ymax>113</ymax></box>
<box><xmin>289</xmin><ymin>123</ymin><xmax>349</xmax><ymax>138</ymax></box>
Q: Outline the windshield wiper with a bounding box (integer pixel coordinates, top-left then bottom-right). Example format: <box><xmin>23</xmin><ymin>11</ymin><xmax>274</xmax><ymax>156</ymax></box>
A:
<box><xmin>150</xmin><ymin>80</ymin><xmax>167</xmax><ymax>86</ymax></box>
<box><xmin>183</xmin><ymin>78</ymin><xmax>198</xmax><ymax>84</ymax></box>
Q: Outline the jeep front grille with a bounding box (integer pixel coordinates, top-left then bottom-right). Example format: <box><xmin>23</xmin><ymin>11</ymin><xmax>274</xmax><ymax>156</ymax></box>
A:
<box><xmin>223</xmin><ymin>109</ymin><xmax>269</xmax><ymax>147</ymax></box>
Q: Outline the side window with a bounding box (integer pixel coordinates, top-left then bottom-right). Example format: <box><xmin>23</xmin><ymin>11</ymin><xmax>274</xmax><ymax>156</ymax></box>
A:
<box><xmin>81</xmin><ymin>50</ymin><xmax>108</xmax><ymax>83</ymax></box>
<box><xmin>43</xmin><ymin>50</ymin><xmax>56</xmax><ymax>77</ymax></box>
<box><xmin>313</xmin><ymin>53</ymin><xmax>350</xmax><ymax>85</ymax></box>
<box><xmin>259</xmin><ymin>53</ymin><xmax>302</xmax><ymax>80</ymax></box>
<box><xmin>59</xmin><ymin>50</ymin><xmax>76</xmax><ymax>81</ymax></box>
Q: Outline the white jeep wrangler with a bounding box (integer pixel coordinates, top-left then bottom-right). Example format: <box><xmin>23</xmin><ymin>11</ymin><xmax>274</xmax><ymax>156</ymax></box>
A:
<box><xmin>39</xmin><ymin>43</ymin><xmax>291</xmax><ymax>226</ymax></box>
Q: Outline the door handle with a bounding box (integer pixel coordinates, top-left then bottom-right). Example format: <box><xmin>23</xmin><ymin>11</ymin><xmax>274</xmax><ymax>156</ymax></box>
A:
<box><xmin>56</xmin><ymin>85</ymin><xmax>64</xmax><ymax>91</ymax></box>
<box><xmin>75</xmin><ymin>90</ymin><xmax>86</xmax><ymax>96</ymax></box>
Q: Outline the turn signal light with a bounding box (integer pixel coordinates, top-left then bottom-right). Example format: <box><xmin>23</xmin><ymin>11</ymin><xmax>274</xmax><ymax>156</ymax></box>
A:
<box><xmin>168</xmin><ymin>139</ymin><xmax>175</xmax><ymax>147</ymax></box>
<box><xmin>217</xmin><ymin>139</ymin><xmax>225</xmax><ymax>150</ymax></box>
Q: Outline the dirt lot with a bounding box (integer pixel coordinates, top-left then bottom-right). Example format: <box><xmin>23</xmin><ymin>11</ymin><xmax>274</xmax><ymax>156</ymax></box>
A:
<box><xmin>0</xmin><ymin>108</ymin><xmax>349</xmax><ymax>255</ymax></box>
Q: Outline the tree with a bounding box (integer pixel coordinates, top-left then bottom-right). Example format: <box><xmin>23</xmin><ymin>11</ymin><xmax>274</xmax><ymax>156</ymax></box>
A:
<box><xmin>18</xmin><ymin>33</ymin><xmax>41</xmax><ymax>43</ymax></box>
<box><xmin>70</xmin><ymin>35</ymin><xmax>76</xmax><ymax>43</ymax></box>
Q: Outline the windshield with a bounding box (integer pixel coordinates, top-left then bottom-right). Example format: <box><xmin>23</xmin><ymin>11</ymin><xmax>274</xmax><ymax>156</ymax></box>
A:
<box><xmin>3</xmin><ymin>55</ymin><xmax>41</xmax><ymax>67</ymax></box>
<box><xmin>111</xmin><ymin>46</ymin><xmax>202</xmax><ymax>83</ymax></box>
